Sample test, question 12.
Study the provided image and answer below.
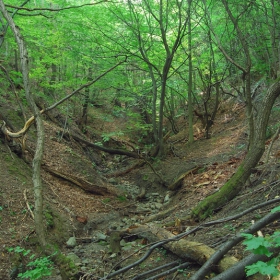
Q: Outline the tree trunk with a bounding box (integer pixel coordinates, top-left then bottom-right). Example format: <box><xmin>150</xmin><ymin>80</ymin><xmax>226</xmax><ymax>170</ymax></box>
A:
<box><xmin>191</xmin><ymin>80</ymin><xmax>280</xmax><ymax>220</ymax></box>
<box><xmin>187</xmin><ymin>0</ymin><xmax>194</xmax><ymax>143</ymax></box>
<box><xmin>80</xmin><ymin>66</ymin><xmax>92</xmax><ymax>128</ymax></box>
<box><xmin>128</xmin><ymin>223</ymin><xmax>238</xmax><ymax>272</ymax></box>
<box><xmin>0</xmin><ymin>1</ymin><xmax>47</xmax><ymax>247</ymax></box>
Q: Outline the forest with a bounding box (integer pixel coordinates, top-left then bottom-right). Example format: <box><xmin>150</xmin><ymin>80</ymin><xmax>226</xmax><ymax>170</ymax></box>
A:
<box><xmin>0</xmin><ymin>0</ymin><xmax>280</xmax><ymax>279</ymax></box>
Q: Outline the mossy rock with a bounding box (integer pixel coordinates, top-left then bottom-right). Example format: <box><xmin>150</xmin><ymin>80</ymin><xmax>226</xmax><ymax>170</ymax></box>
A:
<box><xmin>54</xmin><ymin>253</ymin><xmax>80</xmax><ymax>280</ymax></box>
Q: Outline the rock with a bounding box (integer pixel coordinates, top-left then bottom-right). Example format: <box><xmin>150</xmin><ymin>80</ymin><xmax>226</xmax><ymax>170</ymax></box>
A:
<box><xmin>136</xmin><ymin>206</ymin><xmax>149</xmax><ymax>213</ymax></box>
<box><xmin>154</xmin><ymin>202</ymin><xmax>163</xmax><ymax>209</ymax></box>
<box><xmin>82</xmin><ymin>259</ymin><xmax>90</xmax><ymax>264</ymax></box>
<box><xmin>66</xmin><ymin>236</ymin><xmax>77</xmax><ymax>248</ymax></box>
<box><xmin>108</xmin><ymin>178</ymin><xmax>118</xmax><ymax>184</ymax></box>
<box><xmin>95</xmin><ymin>232</ymin><xmax>107</xmax><ymax>241</ymax></box>
<box><xmin>109</xmin><ymin>253</ymin><xmax>117</xmax><ymax>258</ymax></box>
<box><xmin>164</xmin><ymin>193</ymin><xmax>170</xmax><ymax>203</ymax></box>
<box><xmin>120</xmin><ymin>240</ymin><xmax>126</xmax><ymax>247</ymax></box>
<box><xmin>66</xmin><ymin>252</ymin><xmax>81</xmax><ymax>264</ymax></box>
<box><xmin>150</xmin><ymin>192</ymin><xmax>160</xmax><ymax>196</ymax></box>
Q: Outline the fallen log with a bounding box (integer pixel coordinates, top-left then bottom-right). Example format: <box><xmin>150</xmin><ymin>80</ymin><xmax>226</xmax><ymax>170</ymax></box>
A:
<box><xmin>44</xmin><ymin>165</ymin><xmax>116</xmax><ymax>196</ymax></box>
<box><xmin>128</xmin><ymin>223</ymin><xmax>238</xmax><ymax>273</ymax></box>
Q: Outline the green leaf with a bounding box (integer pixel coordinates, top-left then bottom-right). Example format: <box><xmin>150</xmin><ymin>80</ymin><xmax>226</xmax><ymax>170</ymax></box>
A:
<box><xmin>246</xmin><ymin>260</ymin><xmax>280</xmax><ymax>277</ymax></box>
<box><xmin>271</xmin><ymin>206</ymin><xmax>280</xmax><ymax>213</ymax></box>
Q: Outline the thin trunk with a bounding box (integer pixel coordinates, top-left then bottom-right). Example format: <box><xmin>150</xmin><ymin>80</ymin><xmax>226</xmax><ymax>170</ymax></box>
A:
<box><xmin>221</xmin><ymin>0</ymin><xmax>253</xmax><ymax>148</ymax></box>
<box><xmin>0</xmin><ymin>1</ymin><xmax>46</xmax><ymax>247</ymax></box>
<box><xmin>187</xmin><ymin>0</ymin><xmax>194</xmax><ymax>143</ymax></box>
<box><xmin>80</xmin><ymin>67</ymin><xmax>92</xmax><ymax>127</ymax></box>
<box><xmin>192</xmin><ymin>80</ymin><xmax>280</xmax><ymax>220</ymax></box>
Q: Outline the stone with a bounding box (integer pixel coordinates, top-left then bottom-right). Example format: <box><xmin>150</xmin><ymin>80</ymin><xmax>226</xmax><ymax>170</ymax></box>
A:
<box><xmin>66</xmin><ymin>252</ymin><xmax>81</xmax><ymax>264</ymax></box>
<box><xmin>66</xmin><ymin>237</ymin><xmax>77</xmax><ymax>248</ymax></box>
<box><xmin>154</xmin><ymin>202</ymin><xmax>163</xmax><ymax>209</ymax></box>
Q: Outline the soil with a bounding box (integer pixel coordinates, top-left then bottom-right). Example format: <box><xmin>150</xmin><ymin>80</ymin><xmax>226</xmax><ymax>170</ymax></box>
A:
<box><xmin>0</xmin><ymin>99</ymin><xmax>280</xmax><ymax>280</ymax></box>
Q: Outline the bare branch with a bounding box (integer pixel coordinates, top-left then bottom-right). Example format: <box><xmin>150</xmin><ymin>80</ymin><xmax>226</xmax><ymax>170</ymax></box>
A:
<box><xmin>5</xmin><ymin>1</ymin><xmax>109</xmax><ymax>12</ymax></box>
<box><xmin>189</xmin><ymin>209</ymin><xmax>280</xmax><ymax>280</ymax></box>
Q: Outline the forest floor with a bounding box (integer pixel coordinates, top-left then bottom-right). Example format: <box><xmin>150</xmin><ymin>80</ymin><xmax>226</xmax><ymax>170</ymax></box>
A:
<box><xmin>0</xmin><ymin>97</ymin><xmax>280</xmax><ymax>280</ymax></box>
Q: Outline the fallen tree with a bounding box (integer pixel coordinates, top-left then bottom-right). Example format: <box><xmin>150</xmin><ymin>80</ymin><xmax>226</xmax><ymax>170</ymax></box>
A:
<box><xmin>99</xmin><ymin>198</ymin><xmax>280</xmax><ymax>280</ymax></box>
<box><xmin>43</xmin><ymin>165</ymin><xmax>118</xmax><ymax>196</ymax></box>
<box><xmin>190</xmin><ymin>208</ymin><xmax>280</xmax><ymax>280</ymax></box>
<box><xmin>191</xmin><ymin>80</ymin><xmax>280</xmax><ymax>220</ymax></box>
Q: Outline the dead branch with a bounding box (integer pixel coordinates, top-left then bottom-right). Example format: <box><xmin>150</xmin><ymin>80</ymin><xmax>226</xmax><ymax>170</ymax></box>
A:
<box><xmin>102</xmin><ymin>197</ymin><xmax>280</xmax><ymax>279</ymax></box>
<box><xmin>189</xmin><ymin>209</ymin><xmax>280</xmax><ymax>280</ymax></box>
<box><xmin>211</xmin><ymin>245</ymin><xmax>280</xmax><ymax>280</ymax></box>
<box><xmin>6</xmin><ymin>1</ymin><xmax>109</xmax><ymax>12</ymax></box>
<box><xmin>23</xmin><ymin>189</ymin><xmax>34</xmax><ymax>219</ymax></box>
<box><xmin>129</xmin><ymin>223</ymin><xmax>238</xmax><ymax>270</ymax></box>
<box><xmin>68</xmin><ymin>132</ymin><xmax>140</xmax><ymax>158</ymax></box>
<box><xmin>0</xmin><ymin>59</ymin><xmax>125</xmax><ymax>141</ymax></box>
<box><xmin>43</xmin><ymin>165</ymin><xmax>115</xmax><ymax>196</ymax></box>
<box><xmin>133</xmin><ymin>261</ymin><xmax>191</xmax><ymax>280</ymax></box>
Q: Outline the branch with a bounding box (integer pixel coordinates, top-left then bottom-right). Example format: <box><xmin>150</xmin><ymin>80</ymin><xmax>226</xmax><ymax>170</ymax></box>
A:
<box><xmin>68</xmin><ymin>132</ymin><xmax>140</xmax><ymax>158</ymax></box>
<box><xmin>189</xmin><ymin>209</ymin><xmax>280</xmax><ymax>280</ymax></box>
<box><xmin>44</xmin><ymin>59</ymin><xmax>126</xmax><ymax>114</ymax></box>
<box><xmin>23</xmin><ymin>189</ymin><xmax>34</xmax><ymax>219</ymax></box>
<box><xmin>211</xmin><ymin>246</ymin><xmax>280</xmax><ymax>280</ymax></box>
<box><xmin>102</xmin><ymin>196</ymin><xmax>280</xmax><ymax>279</ymax></box>
<box><xmin>0</xmin><ymin>59</ymin><xmax>126</xmax><ymax>139</ymax></box>
<box><xmin>5</xmin><ymin>1</ymin><xmax>109</xmax><ymax>12</ymax></box>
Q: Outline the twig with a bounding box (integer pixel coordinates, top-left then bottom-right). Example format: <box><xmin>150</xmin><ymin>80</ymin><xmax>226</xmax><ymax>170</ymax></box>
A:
<box><xmin>145</xmin><ymin>261</ymin><xmax>191</xmax><ymax>280</ymax></box>
<box><xmin>133</xmin><ymin>260</ymin><xmax>191</xmax><ymax>280</ymax></box>
<box><xmin>4</xmin><ymin>142</ymin><xmax>14</xmax><ymax>159</ymax></box>
<box><xmin>144</xmin><ymin>159</ymin><xmax>165</xmax><ymax>185</ymax></box>
<box><xmin>23</xmin><ymin>189</ymin><xmax>34</xmax><ymax>219</ymax></box>
<box><xmin>265</xmin><ymin>125</ymin><xmax>280</xmax><ymax>163</ymax></box>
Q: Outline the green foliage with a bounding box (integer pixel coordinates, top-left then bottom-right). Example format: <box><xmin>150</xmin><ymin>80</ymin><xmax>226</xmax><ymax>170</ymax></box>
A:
<box><xmin>44</xmin><ymin>208</ymin><xmax>54</xmax><ymax>229</ymax></box>
<box><xmin>241</xmin><ymin>207</ymin><xmax>280</xmax><ymax>277</ymax></box>
<box><xmin>245</xmin><ymin>259</ymin><xmax>279</xmax><ymax>277</ymax></box>
<box><xmin>117</xmin><ymin>195</ymin><xmax>127</xmax><ymax>202</ymax></box>
<box><xmin>101</xmin><ymin>131</ymin><xmax>124</xmax><ymax>143</ymax></box>
<box><xmin>8</xmin><ymin>246</ymin><xmax>56</xmax><ymax>280</ymax></box>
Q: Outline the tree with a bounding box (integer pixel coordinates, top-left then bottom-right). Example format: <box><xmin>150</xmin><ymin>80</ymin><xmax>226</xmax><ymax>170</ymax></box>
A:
<box><xmin>0</xmin><ymin>0</ymin><xmax>47</xmax><ymax>247</ymax></box>
<box><xmin>187</xmin><ymin>0</ymin><xmax>194</xmax><ymax>143</ymax></box>
<box><xmin>190</xmin><ymin>0</ymin><xmax>280</xmax><ymax>220</ymax></box>
<box><xmin>106</xmin><ymin>0</ymin><xmax>190</xmax><ymax>156</ymax></box>
<box><xmin>192</xmin><ymin>80</ymin><xmax>280</xmax><ymax>220</ymax></box>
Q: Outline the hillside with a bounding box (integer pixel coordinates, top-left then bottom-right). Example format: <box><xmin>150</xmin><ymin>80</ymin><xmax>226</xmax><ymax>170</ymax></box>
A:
<box><xmin>1</xmin><ymin>94</ymin><xmax>280</xmax><ymax>280</ymax></box>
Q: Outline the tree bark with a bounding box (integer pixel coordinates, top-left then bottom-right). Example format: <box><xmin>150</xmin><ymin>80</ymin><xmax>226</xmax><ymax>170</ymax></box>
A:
<box><xmin>187</xmin><ymin>0</ymin><xmax>194</xmax><ymax>143</ymax></box>
<box><xmin>128</xmin><ymin>223</ymin><xmax>238</xmax><ymax>272</ymax></box>
<box><xmin>0</xmin><ymin>1</ymin><xmax>46</xmax><ymax>247</ymax></box>
<box><xmin>190</xmin><ymin>209</ymin><xmax>280</xmax><ymax>280</ymax></box>
<box><xmin>191</xmin><ymin>80</ymin><xmax>280</xmax><ymax>220</ymax></box>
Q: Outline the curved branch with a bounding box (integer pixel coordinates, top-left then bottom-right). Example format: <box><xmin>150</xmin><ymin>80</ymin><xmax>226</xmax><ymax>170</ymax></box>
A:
<box><xmin>0</xmin><ymin>59</ymin><xmax>126</xmax><ymax>140</ymax></box>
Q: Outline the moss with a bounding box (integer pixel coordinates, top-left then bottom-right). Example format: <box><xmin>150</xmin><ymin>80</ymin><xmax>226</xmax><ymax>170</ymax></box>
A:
<box><xmin>191</xmin><ymin>165</ymin><xmax>246</xmax><ymax>221</ymax></box>
<box><xmin>54</xmin><ymin>253</ymin><xmax>79</xmax><ymax>280</ymax></box>
<box><xmin>44</xmin><ymin>208</ymin><xmax>54</xmax><ymax>229</ymax></box>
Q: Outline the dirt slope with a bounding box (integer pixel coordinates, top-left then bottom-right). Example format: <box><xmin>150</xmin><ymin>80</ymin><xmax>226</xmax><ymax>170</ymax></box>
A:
<box><xmin>0</xmin><ymin>100</ymin><xmax>280</xmax><ymax>279</ymax></box>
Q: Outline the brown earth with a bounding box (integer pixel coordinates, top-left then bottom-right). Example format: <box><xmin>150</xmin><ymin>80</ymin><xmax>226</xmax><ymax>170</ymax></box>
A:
<box><xmin>0</xmin><ymin>98</ymin><xmax>280</xmax><ymax>279</ymax></box>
